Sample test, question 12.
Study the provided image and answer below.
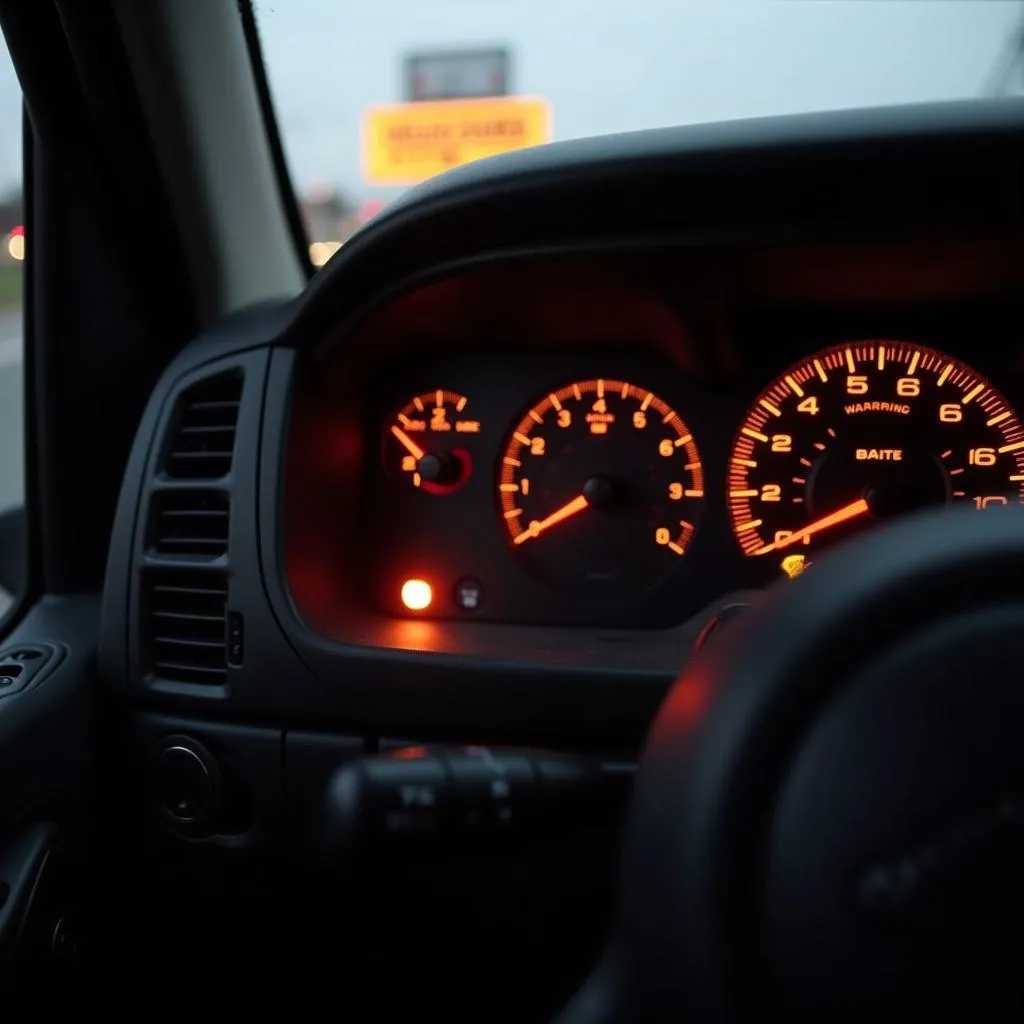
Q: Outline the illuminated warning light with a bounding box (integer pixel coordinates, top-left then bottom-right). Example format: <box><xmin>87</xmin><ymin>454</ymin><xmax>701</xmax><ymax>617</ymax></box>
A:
<box><xmin>781</xmin><ymin>554</ymin><xmax>810</xmax><ymax>579</ymax></box>
<box><xmin>400</xmin><ymin>578</ymin><xmax>433</xmax><ymax>612</ymax></box>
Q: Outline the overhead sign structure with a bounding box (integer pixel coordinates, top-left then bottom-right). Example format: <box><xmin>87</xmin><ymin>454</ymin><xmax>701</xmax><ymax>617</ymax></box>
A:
<box><xmin>405</xmin><ymin>48</ymin><xmax>510</xmax><ymax>102</ymax></box>
<box><xmin>362</xmin><ymin>96</ymin><xmax>552</xmax><ymax>186</ymax></box>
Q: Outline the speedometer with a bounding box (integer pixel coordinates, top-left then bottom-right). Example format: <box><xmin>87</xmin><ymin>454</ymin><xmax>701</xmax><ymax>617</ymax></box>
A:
<box><xmin>728</xmin><ymin>341</ymin><xmax>1024</xmax><ymax>570</ymax></box>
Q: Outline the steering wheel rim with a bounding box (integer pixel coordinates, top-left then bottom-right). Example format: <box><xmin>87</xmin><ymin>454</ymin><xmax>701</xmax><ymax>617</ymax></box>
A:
<box><xmin>557</xmin><ymin>503</ymin><xmax>1024</xmax><ymax>1022</ymax></box>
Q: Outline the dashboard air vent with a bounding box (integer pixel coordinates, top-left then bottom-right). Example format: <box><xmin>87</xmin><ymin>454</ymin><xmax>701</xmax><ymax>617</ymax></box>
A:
<box><xmin>164</xmin><ymin>370</ymin><xmax>243</xmax><ymax>479</ymax></box>
<box><xmin>150</xmin><ymin>490</ymin><xmax>229</xmax><ymax>559</ymax></box>
<box><xmin>146</xmin><ymin>570</ymin><xmax>228</xmax><ymax>685</ymax></box>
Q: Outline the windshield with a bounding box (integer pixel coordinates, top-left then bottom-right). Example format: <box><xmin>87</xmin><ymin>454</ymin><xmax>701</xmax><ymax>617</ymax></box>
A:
<box><xmin>254</xmin><ymin>1</ymin><xmax>1024</xmax><ymax>262</ymax></box>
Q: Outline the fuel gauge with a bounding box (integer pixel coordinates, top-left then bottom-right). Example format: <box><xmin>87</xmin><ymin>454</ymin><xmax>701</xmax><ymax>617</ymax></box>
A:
<box><xmin>386</xmin><ymin>389</ymin><xmax>481</xmax><ymax>494</ymax></box>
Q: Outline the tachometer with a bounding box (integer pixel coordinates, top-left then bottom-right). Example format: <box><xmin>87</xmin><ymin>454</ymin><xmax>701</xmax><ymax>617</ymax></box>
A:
<box><xmin>499</xmin><ymin>379</ymin><xmax>704</xmax><ymax>596</ymax></box>
<box><xmin>728</xmin><ymin>341</ymin><xmax>1024</xmax><ymax>573</ymax></box>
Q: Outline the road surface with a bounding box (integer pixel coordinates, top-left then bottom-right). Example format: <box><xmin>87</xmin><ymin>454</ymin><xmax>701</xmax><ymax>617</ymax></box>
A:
<box><xmin>0</xmin><ymin>308</ymin><xmax>22</xmax><ymax>615</ymax></box>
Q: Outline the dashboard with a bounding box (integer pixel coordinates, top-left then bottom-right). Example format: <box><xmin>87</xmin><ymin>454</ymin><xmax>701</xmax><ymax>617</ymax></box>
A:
<box><xmin>94</xmin><ymin>99</ymin><xmax>1024</xmax><ymax>753</ymax></box>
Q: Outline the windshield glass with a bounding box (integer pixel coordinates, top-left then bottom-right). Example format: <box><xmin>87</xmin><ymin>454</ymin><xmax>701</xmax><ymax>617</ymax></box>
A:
<box><xmin>254</xmin><ymin>1</ymin><xmax>1024</xmax><ymax>262</ymax></box>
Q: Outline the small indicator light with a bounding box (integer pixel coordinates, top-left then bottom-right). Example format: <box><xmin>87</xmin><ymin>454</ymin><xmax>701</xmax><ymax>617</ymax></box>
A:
<box><xmin>455</xmin><ymin>578</ymin><xmax>483</xmax><ymax>611</ymax></box>
<box><xmin>401</xmin><ymin>578</ymin><xmax>433</xmax><ymax>612</ymax></box>
<box><xmin>781</xmin><ymin>554</ymin><xmax>809</xmax><ymax>579</ymax></box>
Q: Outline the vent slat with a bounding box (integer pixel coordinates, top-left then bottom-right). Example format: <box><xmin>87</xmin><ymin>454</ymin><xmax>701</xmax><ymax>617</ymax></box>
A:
<box><xmin>151</xmin><ymin>662</ymin><xmax>227</xmax><ymax>684</ymax></box>
<box><xmin>158</xmin><ymin>536</ymin><xmax>228</xmax><ymax>546</ymax></box>
<box><xmin>159</xmin><ymin>508</ymin><xmax>229</xmax><ymax>518</ymax></box>
<box><xmin>169</xmin><ymin>451</ymin><xmax>234</xmax><ymax>462</ymax></box>
<box><xmin>178</xmin><ymin>425</ymin><xmax>237</xmax><ymax>436</ymax></box>
<box><xmin>153</xmin><ymin>585</ymin><xmax>225</xmax><ymax>597</ymax></box>
<box><xmin>153</xmin><ymin>637</ymin><xmax>225</xmax><ymax>652</ymax></box>
<box><xmin>150</xmin><ymin>490</ymin><xmax>229</xmax><ymax>559</ymax></box>
<box><xmin>153</xmin><ymin>610</ymin><xmax>223</xmax><ymax>623</ymax></box>
<box><xmin>159</xmin><ymin>540</ymin><xmax>226</xmax><ymax>549</ymax></box>
<box><xmin>146</xmin><ymin>569</ymin><xmax>228</xmax><ymax>685</ymax></box>
<box><xmin>186</xmin><ymin>400</ymin><xmax>240</xmax><ymax>412</ymax></box>
<box><xmin>153</xmin><ymin>662</ymin><xmax>225</xmax><ymax>676</ymax></box>
<box><xmin>164</xmin><ymin>371</ymin><xmax>243</xmax><ymax>480</ymax></box>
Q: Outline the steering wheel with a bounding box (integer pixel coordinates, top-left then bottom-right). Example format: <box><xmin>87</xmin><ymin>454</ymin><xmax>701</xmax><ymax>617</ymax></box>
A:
<box><xmin>557</xmin><ymin>503</ymin><xmax>1024</xmax><ymax>1022</ymax></box>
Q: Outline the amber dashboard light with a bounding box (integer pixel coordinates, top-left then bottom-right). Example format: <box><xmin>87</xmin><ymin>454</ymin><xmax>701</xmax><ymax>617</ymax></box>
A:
<box><xmin>400</xmin><ymin>578</ymin><xmax>433</xmax><ymax>612</ymax></box>
<box><xmin>781</xmin><ymin>554</ymin><xmax>810</xmax><ymax>579</ymax></box>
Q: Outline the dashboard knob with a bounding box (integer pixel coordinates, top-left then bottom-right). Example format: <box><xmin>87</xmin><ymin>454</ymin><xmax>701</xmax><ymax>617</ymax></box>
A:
<box><xmin>155</xmin><ymin>743</ymin><xmax>216</xmax><ymax>823</ymax></box>
<box><xmin>416</xmin><ymin>451</ymin><xmax>462</xmax><ymax>485</ymax></box>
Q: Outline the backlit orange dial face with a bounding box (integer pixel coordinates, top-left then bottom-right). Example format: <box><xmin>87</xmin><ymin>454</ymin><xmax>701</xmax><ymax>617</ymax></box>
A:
<box><xmin>728</xmin><ymin>341</ymin><xmax>1024</xmax><ymax>572</ymax></box>
<box><xmin>499</xmin><ymin>379</ymin><xmax>704</xmax><ymax>596</ymax></box>
<box><xmin>385</xmin><ymin>389</ymin><xmax>481</xmax><ymax>494</ymax></box>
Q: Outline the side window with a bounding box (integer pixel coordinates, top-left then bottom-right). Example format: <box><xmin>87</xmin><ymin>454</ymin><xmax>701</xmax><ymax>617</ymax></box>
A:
<box><xmin>0</xmin><ymin>41</ymin><xmax>22</xmax><ymax>616</ymax></box>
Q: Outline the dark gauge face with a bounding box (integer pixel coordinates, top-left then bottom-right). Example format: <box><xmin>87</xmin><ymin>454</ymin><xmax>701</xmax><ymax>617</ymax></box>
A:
<box><xmin>498</xmin><ymin>379</ymin><xmax>704</xmax><ymax>596</ymax></box>
<box><xmin>384</xmin><ymin>389</ymin><xmax>482</xmax><ymax>494</ymax></box>
<box><xmin>728</xmin><ymin>341</ymin><xmax>1024</xmax><ymax>575</ymax></box>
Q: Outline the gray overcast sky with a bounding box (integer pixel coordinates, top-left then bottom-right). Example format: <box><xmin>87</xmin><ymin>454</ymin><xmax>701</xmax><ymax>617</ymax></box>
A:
<box><xmin>256</xmin><ymin>0</ymin><xmax>1024</xmax><ymax>204</ymax></box>
<box><xmin>0</xmin><ymin>2</ymin><xmax>1019</xmax><ymax>203</ymax></box>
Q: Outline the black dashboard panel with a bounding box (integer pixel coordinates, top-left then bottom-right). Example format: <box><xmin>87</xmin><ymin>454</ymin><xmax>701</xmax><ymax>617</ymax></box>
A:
<box><xmin>97</xmin><ymin>100</ymin><xmax>1024</xmax><ymax>751</ymax></box>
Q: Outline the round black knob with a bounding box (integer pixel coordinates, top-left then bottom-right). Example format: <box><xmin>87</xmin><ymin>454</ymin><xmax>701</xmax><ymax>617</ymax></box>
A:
<box><xmin>583</xmin><ymin>475</ymin><xmax>615</xmax><ymax>509</ymax></box>
<box><xmin>156</xmin><ymin>745</ymin><xmax>213</xmax><ymax>822</ymax></box>
<box><xmin>417</xmin><ymin>452</ymin><xmax>461</xmax><ymax>485</ymax></box>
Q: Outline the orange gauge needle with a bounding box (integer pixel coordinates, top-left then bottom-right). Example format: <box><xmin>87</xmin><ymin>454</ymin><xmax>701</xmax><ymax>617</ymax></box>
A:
<box><xmin>514</xmin><ymin>493</ymin><xmax>590</xmax><ymax>545</ymax></box>
<box><xmin>391</xmin><ymin>425</ymin><xmax>425</xmax><ymax>461</ymax></box>
<box><xmin>757</xmin><ymin>497</ymin><xmax>870</xmax><ymax>555</ymax></box>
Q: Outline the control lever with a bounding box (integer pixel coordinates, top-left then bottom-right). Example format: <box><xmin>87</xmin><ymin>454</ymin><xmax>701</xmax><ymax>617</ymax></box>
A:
<box><xmin>323</xmin><ymin>745</ymin><xmax>631</xmax><ymax>854</ymax></box>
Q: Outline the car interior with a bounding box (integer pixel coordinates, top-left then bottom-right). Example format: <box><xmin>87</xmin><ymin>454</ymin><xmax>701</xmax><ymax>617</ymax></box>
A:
<box><xmin>3</xmin><ymin>2</ymin><xmax>1024</xmax><ymax>1019</ymax></box>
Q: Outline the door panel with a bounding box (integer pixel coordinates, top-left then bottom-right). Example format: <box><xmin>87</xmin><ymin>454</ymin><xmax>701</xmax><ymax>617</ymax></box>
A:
<box><xmin>0</xmin><ymin>595</ymin><xmax>95</xmax><ymax>987</ymax></box>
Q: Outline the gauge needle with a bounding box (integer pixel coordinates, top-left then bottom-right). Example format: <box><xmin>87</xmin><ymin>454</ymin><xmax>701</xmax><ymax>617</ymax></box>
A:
<box><xmin>514</xmin><ymin>494</ymin><xmax>590</xmax><ymax>545</ymax></box>
<box><xmin>391</xmin><ymin>425</ymin><xmax>425</xmax><ymax>461</ymax></box>
<box><xmin>757</xmin><ymin>498</ymin><xmax>870</xmax><ymax>555</ymax></box>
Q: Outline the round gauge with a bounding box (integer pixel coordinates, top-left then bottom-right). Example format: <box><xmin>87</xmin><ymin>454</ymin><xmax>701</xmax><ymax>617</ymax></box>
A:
<box><xmin>728</xmin><ymin>341</ymin><xmax>1024</xmax><ymax>573</ymax></box>
<box><xmin>385</xmin><ymin>389</ymin><xmax>481</xmax><ymax>494</ymax></box>
<box><xmin>499</xmin><ymin>379</ymin><xmax>704</xmax><ymax>596</ymax></box>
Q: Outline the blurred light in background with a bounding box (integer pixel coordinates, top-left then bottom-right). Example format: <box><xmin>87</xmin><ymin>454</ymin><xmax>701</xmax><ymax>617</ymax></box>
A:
<box><xmin>5</xmin><ymin>224</ymin><xmax>23</xmax><ymax>261</ymax></box>
<box><xmin>302</xmin><ymin>191</ymin><xmax>386</xmax><ymax>270</ymax></box>
<box><xmin>359</xmin><ymin>198</ymin><xmax>384</xmax><ymax>223</ymax></box>
<box><xmin>309</xmin><ymin>240</ymin><xmax>342</xmax><ymax>267</ymax></box>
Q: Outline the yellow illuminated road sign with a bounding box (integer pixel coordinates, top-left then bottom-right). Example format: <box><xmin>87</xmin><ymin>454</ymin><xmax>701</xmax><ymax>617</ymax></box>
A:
<box><xmin>362</xmin><ymin>96</ymin><xmax>552</xmax><ymax>185</ymax></box>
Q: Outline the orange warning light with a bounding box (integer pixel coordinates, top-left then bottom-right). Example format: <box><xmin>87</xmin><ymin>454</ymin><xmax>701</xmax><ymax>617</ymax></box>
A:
<box><xmin>781</xmin><ymin>554</ymin><xmax>809</xmax><ymax>579</ymax></box>
<box><xmin>401</xmin><ymin>578</ymin><xmax>433</xmax><ymax>612</ymax></box>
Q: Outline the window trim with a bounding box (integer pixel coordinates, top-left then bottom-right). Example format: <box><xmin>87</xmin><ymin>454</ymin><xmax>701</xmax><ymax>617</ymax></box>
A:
<box><xmin>237</xmin><ymin>0</ymin><xmax>313</xmax><ymax>280</ymax></box>
<box><xmin>112</xmin><ymin>0</ymin><xmax>307</xmax><ymax>322</ymax></box>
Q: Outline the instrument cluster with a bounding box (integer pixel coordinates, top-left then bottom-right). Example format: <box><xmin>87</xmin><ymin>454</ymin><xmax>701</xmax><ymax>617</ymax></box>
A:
<box><xmin>363</xmin><ymin>337</ymin><xmax>1024</xmax><ymax>629</ymax></box>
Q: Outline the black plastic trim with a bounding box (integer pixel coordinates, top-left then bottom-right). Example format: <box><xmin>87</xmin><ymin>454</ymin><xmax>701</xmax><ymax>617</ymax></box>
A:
<box><xmin>287</xmin><ymin>99</ymin><xmax>1024</xmax><ymax>345</ymax></box>
<box><xmin>237</xmin><ymin>0</ymin><xmax>313</xmax><ymax>280</ymax></box>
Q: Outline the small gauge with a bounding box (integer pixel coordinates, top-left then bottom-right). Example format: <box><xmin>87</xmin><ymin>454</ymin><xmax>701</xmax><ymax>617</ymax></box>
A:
<box><xmin>385</xmin><ymin>389</ymin><xmax>481</xmax><ymax>494</ymax></box>
<box><xmin>499</xmin><ymin>379</ymin><xmax>704</xmax><ymax>596</ymax></box>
